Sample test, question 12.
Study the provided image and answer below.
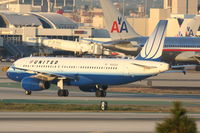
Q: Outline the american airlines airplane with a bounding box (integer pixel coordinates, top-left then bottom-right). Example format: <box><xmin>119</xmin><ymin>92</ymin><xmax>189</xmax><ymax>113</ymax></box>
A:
<box><xmin>177</xmin><ymin>15</ymin><xmax>200</xmax><ymax>37</ymax></box>
<box><xmin>99</xmin><ymin>0</ymin><xmax>200</xmax><ymax>64</ymax></box>
<box><xmin>6</xmin><ymin>20</ymin><xmax>169</xmax><ymax>97</ymax></box>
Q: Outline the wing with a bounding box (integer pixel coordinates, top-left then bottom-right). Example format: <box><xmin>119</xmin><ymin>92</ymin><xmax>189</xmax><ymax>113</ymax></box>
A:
<box><xmin>11</xmin><ymin>66</ymin><xmax>77</xmax><ymax>81</ymax></box>
<box><xmin>80</xmin><ymin>38</ymin><xmax>129</xmax><ymax>46</ymax></box>
<box><xmin>193</xmin><ymin>54</ymin><xmax>200</xmax><ymax>63</ymax></box>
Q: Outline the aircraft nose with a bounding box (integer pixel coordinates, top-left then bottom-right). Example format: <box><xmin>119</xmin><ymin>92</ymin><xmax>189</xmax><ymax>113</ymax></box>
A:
<box><xmin>6</xmin><ymin>68</ymin><xmax>11</xmax><ymax>78</ymax></box>
<box><xmin>6</xmin><ymin>67</ymin><xmax>15</xmax><ymax>79</ymax></box>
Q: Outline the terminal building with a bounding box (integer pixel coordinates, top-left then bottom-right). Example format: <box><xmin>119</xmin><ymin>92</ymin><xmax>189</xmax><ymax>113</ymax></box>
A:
<box><xmin>0</xmin><ymin>0</ymin><xmax>75</xmax><ymax>12</ymax></box>
<box><xmin>0</xmin><ymin>0</ymin><xmax>110</xmax><ymax>57</ymax></box>
<box><xmin>1</xmin><ymin>0</ymin><xmax>199</xmax><ymax>57</ymax></box>
<box><xmin>126</xmin><ymin>0</ymin><xmax>199</xmax><ymax>37</ymax></box>
<box><xmin>0</xmin><ymin>11</ymin><xmax>107</xmax><ymax>57</ymax></box>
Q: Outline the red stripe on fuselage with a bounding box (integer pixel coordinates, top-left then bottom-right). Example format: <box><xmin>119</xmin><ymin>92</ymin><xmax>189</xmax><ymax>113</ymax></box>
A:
<box><xmin>163</xmin><ymin>49</ymin><xmax>200</xmax><ymax>52</ymax></box>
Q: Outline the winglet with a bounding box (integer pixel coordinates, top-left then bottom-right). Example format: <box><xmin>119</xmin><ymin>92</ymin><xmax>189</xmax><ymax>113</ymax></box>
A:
<box><xmin>135</xmin><ymin>20</ymin><xmax>168</xmax><ymax>61</ymax></box>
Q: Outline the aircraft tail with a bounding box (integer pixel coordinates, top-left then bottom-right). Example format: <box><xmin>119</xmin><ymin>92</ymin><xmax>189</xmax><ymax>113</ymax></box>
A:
<box><xmin>177</xmin><ymin>15</ymin><xmax>200</xmax><ymax>37</ymax></box>
<box><xmin>100</xmin><ymin>0</ymin><xmax>139</xmax><ymax>40</ymax></box>
<box><xmin>135</xmin><ymin>20</ymin><xmax>168</xmax><ymax>61</ymax></box>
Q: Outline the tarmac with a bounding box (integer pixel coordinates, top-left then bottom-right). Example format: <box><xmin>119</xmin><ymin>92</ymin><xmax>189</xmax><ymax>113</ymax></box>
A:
<box><xmin>0</xmin><ymin>112</ymin><xmax>200</xmax><ymax>133</ymax></box>
<box><xmin>0</xmin><ymin>71</ymin><xmax>200</xmax><ymax>106</ymax></box>
<box><xmin>1</xmin><ymin>63</ymin><xmax>200</xmax><ymax>132</ymax></box>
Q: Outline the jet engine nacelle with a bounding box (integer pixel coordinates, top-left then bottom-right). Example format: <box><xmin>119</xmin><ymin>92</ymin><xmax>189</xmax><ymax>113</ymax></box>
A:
<box><xmin>21</xmin><ymin>77</ymin><xmax>51</xmax><ymax>91</ymax></box>
<box><xmin>79</xmin><ymin>85</ymin><xmax>97</xmax><ymax>92</ymax></box>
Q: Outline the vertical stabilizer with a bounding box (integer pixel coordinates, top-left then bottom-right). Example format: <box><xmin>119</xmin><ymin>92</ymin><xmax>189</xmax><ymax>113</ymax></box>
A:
<box><xmin>100</xmin><ymin>0</ymin><xmax>139</xmax><ymax>40</ymax></box>
<box><xmin>135</xmin><ymin>20</ymin><xmax>168</xmax><ymax>61</ymax></box>
<box><xmin>177</xmin><ymin>15</ymin><xmax>200</xmax><ymax>37</ymax></box>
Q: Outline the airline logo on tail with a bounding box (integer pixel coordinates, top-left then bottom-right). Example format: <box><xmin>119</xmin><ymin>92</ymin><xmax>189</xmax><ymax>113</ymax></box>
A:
<box><xmin>177</xmin><ymin>18</ymin><xmax>196</xmax><ymax>37</ymax></box>
<box><xmin>111</xmin><ymin>17</ymin><xmax>128</xmax><ymax>33</ymax></box>
<box><xmin>177</xmin><ymin>27</ymin><xmax>194</xmax><ymax>37</ymax></box>
<box><xmin>185</xmin><ymin>27</ymin><xmax>194</xmax><ymax>36</ymax></box>
<box><xmin>136</xmin><ymin>20</ymin><xmax>168</xmax><ymax>61</ymax></box>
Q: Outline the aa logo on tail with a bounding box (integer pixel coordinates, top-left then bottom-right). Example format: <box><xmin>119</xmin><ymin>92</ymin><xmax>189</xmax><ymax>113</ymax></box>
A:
<box><xmin>177</xmin><ymin>27</ymin><xmax>194</xmax><ymax>37</ymax></box>
<box><xmin>111</xmin><ymin>17</ymin><xmax>128</xmax><ymax>33</ymax></box>
<box><xmin>185</xmin><ymin>27</ymin><xmax>194</xmax><ymax>36</ymax></box>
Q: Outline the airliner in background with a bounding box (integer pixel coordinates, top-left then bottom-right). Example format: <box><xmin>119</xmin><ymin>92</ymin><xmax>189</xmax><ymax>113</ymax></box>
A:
<box><xmin>177</xmin><ymin>15</ymin><xmax>200</xmax><ymax>37</ymax></box>
<box><xmin>7</xmin><ymin>20</ymin><xmax>169</xmax><ymax>97</ymax></box>
<box><xmin>98</xmin><ymin>0</ymin><xmax>200</xmax><ymax>64</ymax></box>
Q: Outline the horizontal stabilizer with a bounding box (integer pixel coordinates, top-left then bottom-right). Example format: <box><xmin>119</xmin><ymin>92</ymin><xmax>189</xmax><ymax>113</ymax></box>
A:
<box><xmin>171</xmin><ymin>64</ymin><xmax>196</xmax><ymax>69</ymax></box>
<box><xmin>162</xmin><ymin>70</ymin><xmax>186</xmax><ymax>74</ymax></box>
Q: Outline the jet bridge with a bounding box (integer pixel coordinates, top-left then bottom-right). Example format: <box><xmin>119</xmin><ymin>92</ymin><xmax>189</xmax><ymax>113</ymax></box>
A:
<box><xmin>39</xmin><ymin>38</ymin><xmax>110</xmax><ymax>55</ymax></box>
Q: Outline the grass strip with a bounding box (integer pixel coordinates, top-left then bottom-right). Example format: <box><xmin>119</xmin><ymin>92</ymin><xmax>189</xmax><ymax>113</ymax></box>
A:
<box><xmin>0</xmin><ymin>102</ymin><xmax>200</xmax><ymax>112</ymax></box>
<box><xmin>2</xmin><ymin>99</ymin><xmax>200</xmax><ymax>106</ymax></box>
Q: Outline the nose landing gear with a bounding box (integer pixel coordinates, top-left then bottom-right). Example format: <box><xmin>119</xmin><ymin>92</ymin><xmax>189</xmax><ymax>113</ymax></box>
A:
<box><xmin>57</xmin><ymin>79</ymin><xmax>69</xmax><ymax>97</ymax></box>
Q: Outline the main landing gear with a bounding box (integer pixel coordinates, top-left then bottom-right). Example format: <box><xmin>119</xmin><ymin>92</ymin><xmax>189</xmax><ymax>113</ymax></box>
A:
<box><xmin>95</xmin><ymin>85</ymin><xmax>108</xmax><ymax>97</ymax></box>
<box><xmin>57</xmin><ymin>89</ymin><xmax>69</xmax><ymax>97</ymax></box>
<box><xmin>57</xmin><ymin>79</ymin><xmax>69</xmax><ymax>97</ymax></box>
<box><xmin>25</xmin><ymin>90</ymin><xmax>32</xmax><ymax>95</ymax></box>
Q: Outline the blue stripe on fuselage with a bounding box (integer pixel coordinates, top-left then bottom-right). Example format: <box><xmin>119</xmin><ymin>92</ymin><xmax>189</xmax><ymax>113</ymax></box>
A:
<box><xmin>7</xmin><ymin>71</ymin><xmax>152</xmax><ymax>86</ymax></box>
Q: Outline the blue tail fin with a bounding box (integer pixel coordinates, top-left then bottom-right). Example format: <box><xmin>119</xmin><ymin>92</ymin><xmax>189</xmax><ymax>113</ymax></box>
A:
<box><xmin>135</xmin><ymin>20</ymin><xmax>168</xmax><ymax>61</ymax></box>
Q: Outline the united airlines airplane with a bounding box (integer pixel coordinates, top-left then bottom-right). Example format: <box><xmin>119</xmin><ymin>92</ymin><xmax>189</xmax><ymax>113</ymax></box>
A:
<box><xmin>99</xmin><ymin>0</ymin><xmax>200</xmax><ymax>64</ymax></box>
<box><xmin>7</xmin><ymin>20</ymin><xmax>169</xmax><ymax>97</ymax></box>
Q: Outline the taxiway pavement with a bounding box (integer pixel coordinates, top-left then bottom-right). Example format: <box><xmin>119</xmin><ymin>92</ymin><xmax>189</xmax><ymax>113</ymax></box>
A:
<box><xmin>0</xmin><ymin>112</ymin><xmax>200</xmax><ymax>133</ymax></box>
<box><xmin>0</xmin><ymin>72</ymin><xmax>200</xmax><ymax>105</ymax></box>
<box><xmin>1</xmin><ymin>64</ymin><xmax>200</xmax><ymax>133</ymax></box>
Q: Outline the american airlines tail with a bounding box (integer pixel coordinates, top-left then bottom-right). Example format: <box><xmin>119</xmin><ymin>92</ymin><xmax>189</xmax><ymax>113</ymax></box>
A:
<box><xmin>136</xmin><ymin>20</ymin><xmax>168</xmax><ymax>61</ymax></box>
<box><xmin>177</xmin><ymin>15</ymin><xmax>200</xmax><ymax>37</ymax></box>
<box><xmin>99</xmin><ymin>0</ymin><xmax>139</xmax><ymax>40</ymax></box>
<box><xmin>101</xmin><ymin>0</ymin><xmax>200</xmax><ymax>39</ymax></box>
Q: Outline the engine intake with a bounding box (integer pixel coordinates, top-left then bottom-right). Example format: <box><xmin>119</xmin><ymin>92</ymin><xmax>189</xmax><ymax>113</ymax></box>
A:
<box><xmin>21</xmin><ymin>77</ymin><xmax>50</xmax><ymax>91</ymax></box>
